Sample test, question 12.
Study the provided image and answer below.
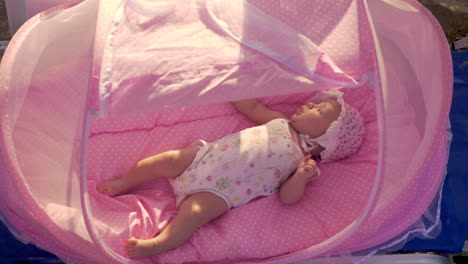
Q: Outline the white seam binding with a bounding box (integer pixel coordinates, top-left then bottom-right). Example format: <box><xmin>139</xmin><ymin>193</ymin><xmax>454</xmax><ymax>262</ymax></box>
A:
<box><xmin>97</xmin><ymin>4</ymin><xmax>124</xmax><ymax>118</ymax></box>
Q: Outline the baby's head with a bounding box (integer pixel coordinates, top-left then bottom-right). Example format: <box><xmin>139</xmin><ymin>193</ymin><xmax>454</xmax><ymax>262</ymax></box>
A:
<box><xmin>290</xmin><ymin>90</ymin><xmax>365</xmax><ymax>162</ymax></box>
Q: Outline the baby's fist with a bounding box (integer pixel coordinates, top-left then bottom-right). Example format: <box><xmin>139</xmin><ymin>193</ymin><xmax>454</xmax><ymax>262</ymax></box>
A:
<box><xmin>296</xmin><ymin>156</ymin><xmax>319</xmax><ymax>181</ymax></box>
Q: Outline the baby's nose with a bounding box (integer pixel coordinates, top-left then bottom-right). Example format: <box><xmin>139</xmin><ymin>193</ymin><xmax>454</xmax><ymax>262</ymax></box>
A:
<box><xmin>307</xmin><ymin>102</ymin><xmax>316</xmax><ymax>108</ymax></box>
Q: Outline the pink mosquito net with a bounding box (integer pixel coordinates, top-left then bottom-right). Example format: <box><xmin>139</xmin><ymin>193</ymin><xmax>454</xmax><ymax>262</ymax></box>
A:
<box><xmin>0</xmin><ymin>0</ymin><xmax>453</xmax><ymax>263</ymax></box>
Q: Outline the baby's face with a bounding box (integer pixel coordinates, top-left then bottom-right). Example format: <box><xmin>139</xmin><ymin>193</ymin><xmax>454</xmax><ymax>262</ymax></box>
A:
<box><xmin>290</xmin><ymin>99</ymin><xmax>341</xmax><ymax>138</ymax></box>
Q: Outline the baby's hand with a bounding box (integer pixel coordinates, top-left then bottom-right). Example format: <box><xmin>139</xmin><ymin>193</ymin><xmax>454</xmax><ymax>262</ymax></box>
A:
<box><xmin>296</xmin><ymin>155</ymin><xmax>319</xmax><ymax>181</ymax></box>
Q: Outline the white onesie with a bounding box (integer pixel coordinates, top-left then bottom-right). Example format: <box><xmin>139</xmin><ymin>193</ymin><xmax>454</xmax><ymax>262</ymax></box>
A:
<box><xmin>171</xmin><ymin>118</ymin><xmax>304</xmax><ymax>209</ymax></box>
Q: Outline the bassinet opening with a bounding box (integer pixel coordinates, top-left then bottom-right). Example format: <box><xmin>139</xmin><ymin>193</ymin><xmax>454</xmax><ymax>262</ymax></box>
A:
<box><xmin>86</xmin><ymin>86</ymin><xmax>378</xmax><ymax>262</ymax></box>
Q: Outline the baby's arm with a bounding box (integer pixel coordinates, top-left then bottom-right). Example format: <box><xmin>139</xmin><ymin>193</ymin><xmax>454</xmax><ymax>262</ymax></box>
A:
<box><xmin>279</xmin><ymin>156</ymin><xmax>318</xmax><ymax>205</ymax></box>
<box><xmin>232</xmin><ymin>99</ymin><xmax>287</xmax><ymax>124</ymax></box>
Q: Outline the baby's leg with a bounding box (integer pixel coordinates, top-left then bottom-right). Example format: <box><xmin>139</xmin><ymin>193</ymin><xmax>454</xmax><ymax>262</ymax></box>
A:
<box><xmin>97</xmin><ymin>146</ymin><xmax>199</xmax><ymax>196</ymax></box>
<box><xmin>126</xmin><ymin>192</ymin><xmax>228</xmax><ymax>258</ymax></box>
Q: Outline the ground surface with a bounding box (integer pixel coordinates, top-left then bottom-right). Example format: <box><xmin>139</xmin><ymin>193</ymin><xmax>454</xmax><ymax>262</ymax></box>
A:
<box><xmin>0</xmin><ymin>0</ymin><xmax>10</xmax><ymax>62</ymax></box>
<box><xmin>420</xmin><ymin>0</ymin><xmax>468</xmax><ymax>43</ymax></box>
<box><xmin>0</xmin><ymin>0</ymin><xmax>9</xmax><ymax>41</ymax></box>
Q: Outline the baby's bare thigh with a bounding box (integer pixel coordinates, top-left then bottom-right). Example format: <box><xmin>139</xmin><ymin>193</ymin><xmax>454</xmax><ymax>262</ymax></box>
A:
<box><xmin>179</xmin><ymin>192</ymin><xmax>229</xmax><ymax>224</ymax></box>
<box><xmin>166</xmin><ymin>145</ymin><xmax>200</xmax><ymax>177</ymax></box>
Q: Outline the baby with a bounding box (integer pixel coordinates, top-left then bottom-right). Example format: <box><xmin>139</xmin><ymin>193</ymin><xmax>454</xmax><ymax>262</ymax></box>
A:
<box><xmin>97</xmin><ymin>89</ymin><xmax>364</xmax><ymax>258</ymax></box>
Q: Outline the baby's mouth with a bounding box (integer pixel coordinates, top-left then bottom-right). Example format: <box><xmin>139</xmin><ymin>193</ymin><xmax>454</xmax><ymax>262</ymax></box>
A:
<box><xmin>296</xmin><ymin>106</ymin><xmax>307</xmax><ymax>115</ymax></box>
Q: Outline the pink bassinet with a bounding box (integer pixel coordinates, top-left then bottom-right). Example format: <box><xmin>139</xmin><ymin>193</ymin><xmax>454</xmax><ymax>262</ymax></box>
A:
<box><xmin>0</xmin><ymin>0</ymin><xmax>453</xmax><ymax>263</ymax></box>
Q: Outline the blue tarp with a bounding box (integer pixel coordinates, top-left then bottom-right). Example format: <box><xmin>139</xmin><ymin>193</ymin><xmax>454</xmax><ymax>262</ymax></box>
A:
<box><xmin>1</xmin><ymin>51</ymin><xmax>467</xmax><ymax>262</ymax></box>
<box><xmin>0</xmin><ymin>223</ymin><xmax>58</xmax><ymax>262</ymax></box>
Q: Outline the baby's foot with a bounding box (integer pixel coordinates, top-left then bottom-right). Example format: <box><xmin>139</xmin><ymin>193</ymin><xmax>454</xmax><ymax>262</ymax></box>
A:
<box><xmin>126</xmin><ymin>238</ymin><xmax>163</xmax><ymax>258</ymax></box>
<box><xmin>96</xmin><ymin>177</ymin><xmax>130</xmax><ymax>196</ymax></box>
